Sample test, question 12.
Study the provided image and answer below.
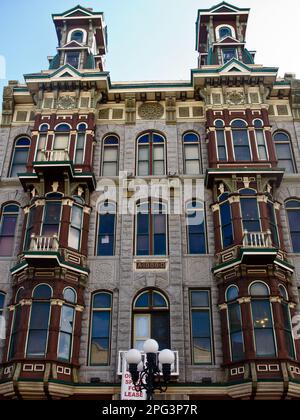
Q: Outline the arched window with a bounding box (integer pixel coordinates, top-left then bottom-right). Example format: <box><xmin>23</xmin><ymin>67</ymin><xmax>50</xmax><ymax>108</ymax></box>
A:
<box><xmin>279</xmin><ymin>285</ymin><xmax>295</xmax><ymax>359</ymax></box>
<box><xmin>96</xmin><ymin>202</ymin><xmax>116</xmax><ymax>256</ymax></box>
<box><xmin>219</xmin><ymin>194</ymin><xmax>234</xmax><ymax>248</ymax></box>
<box><xmin>101</xmin><ymin>135</ymin><xmax>119</xmax><ymax>176</ymax></box>
<box><xmin>68</xmin><ymin>200</ymin><xmax>83</xmax><ymax>251</ymax></box>
<box><xmin>136</xmin><ymin>200</ymin><xmax>167</xmax><ymax>256</ymax></box>
<box><xmin>89</xmin><ymin>292</ymin><xmax>112</xmax><ymax>365</ymax></box>
<box><xmin>9</xmin><ymin>137</ymin><xmax>30</xmax><ymax>177</ymax></box>
<box><xmin>231</xmin><ymin>120</ymin><xmax>251</xmax><ymax>161</ymax></box>
<box><xmin>219</xmin><ymin>26</ymin><xmax>232</xmax><ymax>39</ymax></box>
<box><xmin>226</xmin><ymin>286</ymin><xmax>244</xmax><ymax>361</ymax></box>
<box><xmin>239</xmin><ymin>189</ymin><xmax>260</xmax><ymax>232</ymax></box>
<box><xmin>26</xmin><ymin>284</ymin><xmax>52</xmax><ymax>358</ymax></box>
<box><xmin>215</xmin><ymin>120</ymin><xmax>227</xmax><ymax>161</ymax></box>
<box><xmin>250</xmin><ymin>282</ymin><xmax>276</xmax><ymax>358</ymax></box>
<box><xmin>75</xmin><ymin>124</ymin><xmax>86</xmax><ymax>165</ymax></box>
<box><xmin>254</xmin><ymin>120</ymin><xmax>268</xmax><ymax>160</ymax></box>
<box><xmin>71</xmin><ymin>30</ymin><xmax>84</xmax><ymax>43</ymax></box>
<box><xmin>53</xmin><ymin>124</ymin><xmax>71</xmax><ymax>160</ymax></box>
<box><xmin>0</xmin><ymin>204</ymin><xmax>19</xmax><ymax>256</ymax></box>
<box><xmin>190</xmin><ymin>290</ymin><xmax>213</xmax><ymax>364</ymax></box>
<box><xmin>137</xmin><ymin>132</ymin><xmax>166</xmax><ymax>176</ymax></box>
<box><xmin>286</xmin><ymin>200</ymin><xmax>300</xmax><ymax>252</ymax></box>
<box><xmin>8</xmin><ymin>287</ymin><xmax>24</xmax><ymax>359</ymax></box>
<box><xmin>58</xmin><ymin>288</ymin><xmax>77</xmax><ymax>361</ymax></box>
<box><xmin>273</xmin><ymin>131</ymin><xmax>296</xmax><ymax>173</ymax></box>
<box><xmin>186</xmin><ymin>201</ymin><xmax>207</xmax><ymax>254</ymax></box>
<box><xmin>183</xmin><ymin>132</ymin><xmax>201</xmax><ymax>174</ymax></box>
<box><xmin>133</xmin><ymin>290</ymin><xmax>170</xmax><ymax>351</ymax></box>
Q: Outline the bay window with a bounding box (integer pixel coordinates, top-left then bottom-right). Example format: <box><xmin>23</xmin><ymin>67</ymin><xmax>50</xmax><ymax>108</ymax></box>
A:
<box><xmin>219</xmin><ymin>193</ymin><xmax>234</xmax><ymax>248</ymax></box>
<box><xmin>69</xmin><ymin>199</ymin><xmax>83</xmax><ymax>251</ymax></box>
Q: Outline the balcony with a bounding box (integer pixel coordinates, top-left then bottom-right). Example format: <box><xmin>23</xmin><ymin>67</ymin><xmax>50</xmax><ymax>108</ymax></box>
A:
<box><xmin>32</xmin><ymin>149</ymin><xmax>72</xmax><ymax>175</ymax></box>
<box><xmin>39</xmin><ymin>149</ymin><xmax>70</xmax><ymax>162</ymax></box>
<box><xmin>117</xmin><ymin>351</ymin><xmax>179</xmax><ymax>377</ymax></box>
<box><xmin>29</xmin><ymin>234</ymin><xmax>59</xmax><ymax>252</ymax></box>
<box><xmin>241</xmin><ymin>230</ymin><xmax>278</xmax><ymax>264</ymax></box>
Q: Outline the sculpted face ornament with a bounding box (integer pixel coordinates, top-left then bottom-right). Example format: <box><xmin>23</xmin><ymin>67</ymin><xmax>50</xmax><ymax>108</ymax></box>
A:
<box><xmin>57</xmin><ymin>95</ymin><xmax>76</xmax><ymax>109</ymax></box>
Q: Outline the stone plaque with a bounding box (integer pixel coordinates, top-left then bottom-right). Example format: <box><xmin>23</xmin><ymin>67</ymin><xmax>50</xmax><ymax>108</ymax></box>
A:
<box><xmin>57</xmin><ymin>95</ymin><xmax>76</xmax><ymax>109</ymax></box>
<box><xmin>135</xmin><ymin>260</ymin><xmax>167</xmax><ymax>270</ymax></box>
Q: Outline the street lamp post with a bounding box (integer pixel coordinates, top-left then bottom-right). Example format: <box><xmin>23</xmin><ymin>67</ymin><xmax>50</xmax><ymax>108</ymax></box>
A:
<box><xmin>125</xmin><ymin>339</ymin><xmax>175</xmax><ymax>400</ymax></box>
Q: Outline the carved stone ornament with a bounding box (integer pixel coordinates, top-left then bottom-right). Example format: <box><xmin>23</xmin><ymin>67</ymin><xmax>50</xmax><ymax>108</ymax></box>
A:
<box><xmin>57</xmin><ymin>95</ymin><xmax>76</xmax><ymax>110</ymax></box>
<box><xmin>138</xmin><ymin>102</ymin><xmax>164</xmax><ymax>120</ymax></box>
<box><xmin>226</xmin><ymin>91</ymin><xmax>245</xmax><ymax>105</ymax></box>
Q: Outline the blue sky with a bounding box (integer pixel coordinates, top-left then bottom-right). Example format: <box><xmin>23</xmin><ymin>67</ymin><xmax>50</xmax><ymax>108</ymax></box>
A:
<box><xmin>0</xmin><ymin>0</ymin><xmax>299</xmax><ymax>94</ymax></box>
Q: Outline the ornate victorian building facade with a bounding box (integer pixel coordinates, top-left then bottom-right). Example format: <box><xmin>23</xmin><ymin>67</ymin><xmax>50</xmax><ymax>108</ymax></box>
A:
<box><xmin>1</xmin><ymin>2</ymin><xmax>300</xmax><ymax>399</ymax></box>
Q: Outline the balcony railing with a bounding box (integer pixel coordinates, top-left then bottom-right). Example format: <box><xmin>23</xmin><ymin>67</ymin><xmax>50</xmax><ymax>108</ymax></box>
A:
<box><xmin>242</xmin><ymin>230</ymin><xmax>273</xmax><ymax>248</ymax></box>
<box><xmin>29</xmin><ymin>234</ymin><xmax>59</xmax><ymax>252</ymax></box>
<box><xmin>117</xmin><ymin>350</ymin><xmax>179</xmax><ymax>376</ymax></box>
<box><xmin>38</xmin><ymin>149</ymin><xmax>70</xmax><ymax>162</ymax></box>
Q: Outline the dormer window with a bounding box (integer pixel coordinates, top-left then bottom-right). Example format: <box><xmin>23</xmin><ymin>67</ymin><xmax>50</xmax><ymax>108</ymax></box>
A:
<box><xmin>71</xmin><ymin>30</ymin><xmax>84</xmax><ymax>43</ymax></box>
<box><xmin>222</xmin><ymin>48</ymin><xmax>237</xmax><ymax>64</ymax></box>
<box><xmin>219</xmin><ymin>27</ymin><xmax>232</xmax><ymax>39</ymax></box>
<box><xmin>65</xmin><ymin>52</ymin><xmax>80</xmax><ymax>69</ymax></box>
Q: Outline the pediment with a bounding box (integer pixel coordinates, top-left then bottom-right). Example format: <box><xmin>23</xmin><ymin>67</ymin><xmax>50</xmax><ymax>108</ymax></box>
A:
<box><xmin>219</xmin><ymin>59</ymin><xmax>251</xmax><ymax>74</ymax></box>
<box><xmin>210</xmin><ymin>2</ymin><xmax>243</xmax><ymax>14</ymax></box>
<box><xmin>218</xmin><ymin>36</ymin><xmax>241</xmax><ymax>44</ymax></box>
<box><xmin>62</xmin><ymin>41</ymin><xmax>83</xmax><ymax>49</ymax></box>
<box><xmin>50</xmin><ymin>64</ymin><xmax>82</xmax><ymax>79</ymax></box>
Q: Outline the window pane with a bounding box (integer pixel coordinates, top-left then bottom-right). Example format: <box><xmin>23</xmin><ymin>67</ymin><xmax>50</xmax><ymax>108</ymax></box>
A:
<box><xmin>103</xmin><ymin>162</ymin><xmax>118</xmax><ymax>176</ymax></box>
<box><xmin>54</xmin><ymin>133</ymin><xmax>69</xmax><ymax>150</ymax></box>
<box><xmin>228</xmin><ymin>303</ymin><xmax>242</xmax><ymax>332</ymax></box>
<box><xmin>90</xmin><ymin>338</ymin><xmax>109</xmax><ymax>364</ymax></box>
<box><xmin>185</xmin><ymin>144</ymin><xmax>199</xmax><ymax>159</ymax></box>
<box><xmin>43</xmin><ymin>202</ymin><xmax>61</xmax><ymax>224</ymax></box>
<box><xmin>233</xmin><ymin>130</ymin><xmax>251</xmax><ymax>161</ymax></box>
<box><xmin>252</xmin><ymin>300</ymin><xmax>272</xmax><ymax>328</ymax></box>
<box><xmin>29</xmin><ymin>303</ymin><xmax>50</xmax><ymax>330</ymax></box>
<box><xmin>154</xmin><ymin>214</ymin><xmax>166</xmax><ymax>234</ymax></box>
<box><xmin>60</xmin><ymin>306</ymin><xmax>74</xmax><ymax>333</ymax></box>
<box><xmin>92</xmin><ymin>311</ymin><xmax>110</xmax><ymax>338</ymax></box>
<box><xmin>153</xmin><ymin>234</ymin><xmax>166</xmax><ymax>255</ymax></box>
<box><xmin>152</xmin><ymin>313</ymin><xmax>170</xmax><ymax>350</ymax></box>
<box><xmin>193</xmin><ymin>337</ymin><xmax>212</xmax><ymax>364</ymax></box>
<box><xmin>153</xmin><ymin>161</ymin><xmax>164</xmax><ymax>175</ymax></box>
<box><xmin>138</xmin><ymin>162</ymin><xmax>149</xmax><ymax>176</ymax></box>
<box><xmin>0</xmin><ymin>237</ymin><xmax>14</xmax><ymax>256</ymax></box>
<box><xmin>104</xmin><ymin>148</ymin><xmax>118</xmax><ymax>162</ymax></box>
<box><xmin>153</xmin><ymin>292</ymin><xmax>167</xmax><ymax>308</ymax></box>
<box><xmin>137</xmin><ymin>214</ymin><xmax>149</xmax><ymax>234</ymax></box>
<box><xmin>27</xmin><ymin>330</ymin><xmax>48</xmax><ymax>356</ymax></box>
<box><xmin>72</xmin><ymin>206</ymin><xmax>82</xmax><ymax>228</ymax></box>
<box><xmin>93</xmin><ymin>293</ymin><xmax>111</xmax><ymax>309</ymax></box>
<box><xmin>139</xmin><ymin>146</ymin><xmax>149</xmax><ymax>161</ymax></box>
<box><xmin>191</xmin><ymin>291</ymin><xmax>209</xmax><ymax>307</ymax></box>
<box><xmin>66</xmin><ymin>52</ymin><xmax>80</xmax><ymax>68</ymax></box>
<box><xmin>58</xmin><ymin>332</ymin><xmax>72</xmax><ymax>361</ymax></box>
<box><xmin>276</xmin><ymin>144</ymin><xmax>292</xmax><ymax>159</ymax></box>
<box><xmin>99</xmin><ymin>214</ymin><xmax>115</xmax><ymax>235</ymax></box>
<box><xmin>135</xmin><ymin>293</ymin><xmax>150</xmax><ymax>308</ymax></box>
<box><xmin>33</xmin><ymin>284</ymin><xmax>52</xmax><ymax>299</ymax></box>
<box><xmin>1</xmin><ymin>215</ymin><xmax>17</xmax><ymax>236</ymax></box>
<box><xmin>68</xmin><ymin>227</ymin><xmax>80</xmax><ymax>250</ymax></box>
<box><xmin>254</xmin><ymin>329</ymin><xmax>276</xmax><ymax>357</ymax></box>
<box><xmin>153</xmin><ymin>145</ymin><xmax>164</xmax><ymax>160</ymax></box>
<box><xmin>241</xmin><ymin>198</ymin><xmax>260</xmax><ymax>232</ymax></box>
<box><xmin>185</xmin><ymin>160</ymin><xmax>200</xmax><ymax>175</ymax></box>
<box><xmin>231</xmin><ymin>331</ymin><xmax>244</xmax><ymax>361</ymax></box>
<box><xmin>135</xmin><ymin>315</ymin><xmax>150</xmax><ymax>338</ymax></box>
<box><xmin>192</xmin><ymin>311</ymin><xmax>211</xmax><ymax>337</ymax></box>
<box><xmin>98</xmin><ymin>235</ymin><xmax>114</xmax><ymax>256</ymax></box>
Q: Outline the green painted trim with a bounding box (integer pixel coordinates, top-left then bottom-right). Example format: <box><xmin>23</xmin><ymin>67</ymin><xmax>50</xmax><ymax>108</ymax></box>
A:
<box><xmin>13</xmin><ymin>88</ymin><xmax>29</xmax><ymax>93</ymax></box>
<box><xmin>212</xmin><ymin>257</ymin><xmax>241</xmax><ymax>273</ymax></box>
<box><xmin>10</xmin><ymin>261</ymin><xmax>28</xmax><ymax>274</ymax></box>
<box><xmin>274</xmin><ymin>258</ymin><xmax>294</xmax><ymax>270</ymax></box>
<box><xmin>52</xmin><ymin>5</ymin><xmax>103</xmax><ymax>18</ymax></box>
